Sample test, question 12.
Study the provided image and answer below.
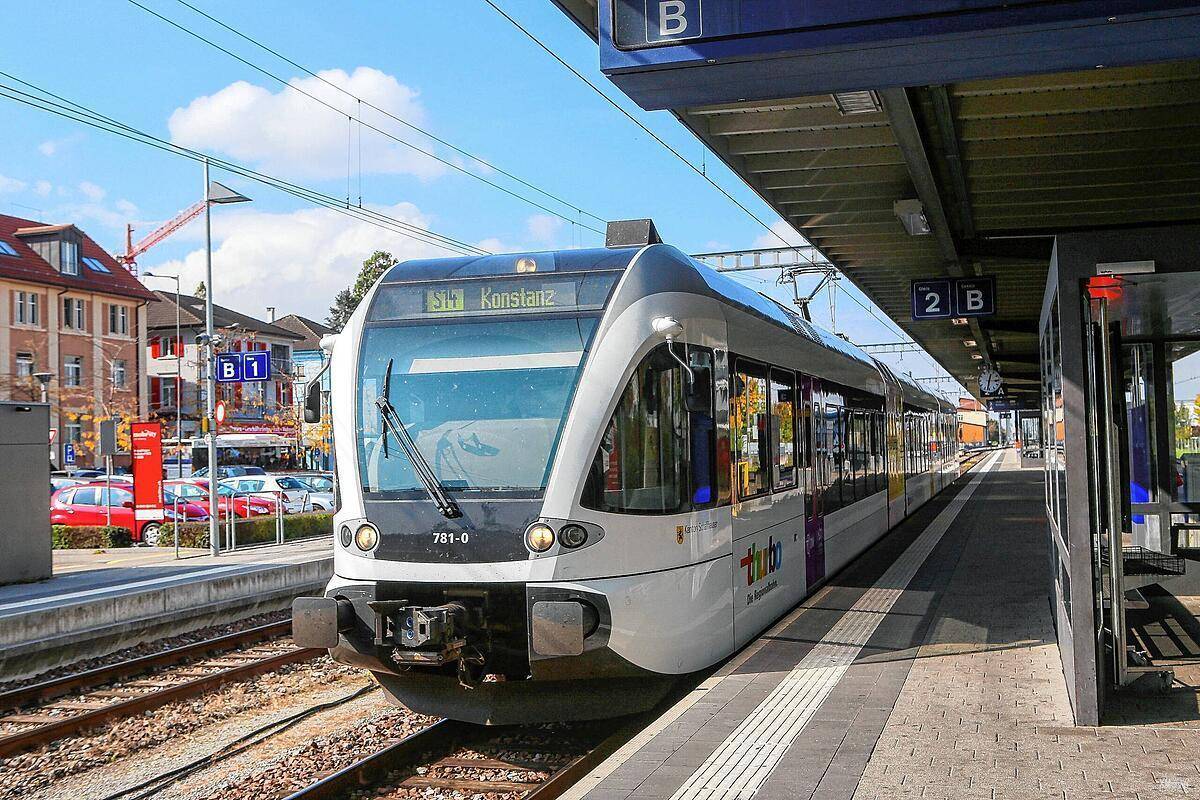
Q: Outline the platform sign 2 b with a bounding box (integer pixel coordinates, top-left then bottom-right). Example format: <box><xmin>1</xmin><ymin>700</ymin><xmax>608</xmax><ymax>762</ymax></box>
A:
<box><xmin>911</xmin><ymin>276</ymin><xmax>996</xmax><ymax>320</ymax></box>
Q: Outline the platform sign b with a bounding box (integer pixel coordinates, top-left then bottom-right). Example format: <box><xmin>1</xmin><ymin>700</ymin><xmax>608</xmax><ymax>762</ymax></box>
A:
<box><xmin>955</xmin><ymin>277</ymin><xmax>996</xmax><ymax>317</ymax></box>
<box><xmin>646</xmin><ymin>0</ymin><xmax>702</xmax><ymax>43</ymax></box>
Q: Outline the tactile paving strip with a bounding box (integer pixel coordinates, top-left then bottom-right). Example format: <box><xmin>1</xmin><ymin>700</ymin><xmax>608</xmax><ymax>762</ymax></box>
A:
<box><xmin>669</xmin><ymin>451</ymin><xmax>1003</xmax><ymax>800</ymax></box>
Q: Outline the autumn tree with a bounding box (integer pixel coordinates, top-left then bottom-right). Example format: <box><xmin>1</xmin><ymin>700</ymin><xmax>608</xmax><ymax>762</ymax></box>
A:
<box><xmin>326</xmin><ymin>251</ymin><xmax>398</xmax><ymax>331</ymax></box>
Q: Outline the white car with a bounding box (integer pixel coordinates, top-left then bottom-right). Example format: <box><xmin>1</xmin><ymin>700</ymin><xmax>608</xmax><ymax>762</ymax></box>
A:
<box><xmin>219</xmin><ymin>475</ymin><xmax>335</xmax><ymax>513</ymax></box>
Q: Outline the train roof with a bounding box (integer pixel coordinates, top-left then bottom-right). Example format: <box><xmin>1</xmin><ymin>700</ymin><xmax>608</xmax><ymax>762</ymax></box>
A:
<box><xmin>379</xmin><ymin>247</ymin><xmax>640</xmax><ymax>283</ymax></box>
<box><xmin>379</xmin><ymin>243</ymin><xmax>950</xmax><ymax>409</ymax></box>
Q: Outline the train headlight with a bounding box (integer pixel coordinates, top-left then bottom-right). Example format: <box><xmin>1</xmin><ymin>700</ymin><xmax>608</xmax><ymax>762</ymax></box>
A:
<box><xmin>559</xmin><ymin>523</ymin><xmax>588</xmax><ymax>548</ymax></box>
<box><xmin>526</xmin><ymin>523</ymin><xmax>555</xmax><ymax>552</ymax></box>
<box><xmin>354</xmin><ymin>523</ymin><xmax>379</xmax><ymax>551</ymax></box>
<box><xmin>339</xmin><ymin>524</ymin><xmax>353</xmax><ymax>548</ymax></box>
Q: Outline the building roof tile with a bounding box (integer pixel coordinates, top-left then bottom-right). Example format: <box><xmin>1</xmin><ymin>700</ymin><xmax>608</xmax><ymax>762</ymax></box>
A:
<box><xmin>0</xmin><ymin>213</ymin><xmax>156</xmax><ymax>301</ymax></box>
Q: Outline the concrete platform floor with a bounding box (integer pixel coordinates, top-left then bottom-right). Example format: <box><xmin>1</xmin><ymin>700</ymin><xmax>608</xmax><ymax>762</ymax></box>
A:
<box><xmin>567</xmin><ymin>451</ymin><xmax>1200</xmax><ymax>800</ymax></box>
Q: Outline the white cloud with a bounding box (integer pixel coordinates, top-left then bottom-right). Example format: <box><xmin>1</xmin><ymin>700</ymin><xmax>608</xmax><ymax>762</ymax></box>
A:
<box><xmin>168</xmin><ymin>67</ymin><xmax>444</xmax><ymax>181</ymax></box>
<box><xmin>34</xmin><ymin>180</ymin><xmax>52</xmax><ymax>197</ymax></box>
<box><xmin>0</xmin><ymin>174</ymin><xmax>25</xmax><ymax>193</ymax></box>
<box><xmin>78</xmin><ymin>181</ymin><xmax>106</xmax><ymax>202</ymax></box>
<box><xmin>752</xmin><ymin>219</ymin><xmax>808</xmax><ymax>249</ymax></box>
<box><xmin>143</xmin><ymin>202</ymin><xmax>456</xmax><ymax>322</ymax></box>
<box><xmin>38</xmin><ymin>134</ymin><xmax>82</xmax><ymax>157</ymax></box>
<box><xmin>525</xmin><ymin>213</ymin><xmax>562</xmax><ymax>243</ymax></box>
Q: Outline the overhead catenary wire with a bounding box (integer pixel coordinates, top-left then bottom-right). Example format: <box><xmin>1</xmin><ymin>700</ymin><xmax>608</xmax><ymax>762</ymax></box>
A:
<box><xmin>125</xmin><ymin>0</ymin><xmax>607</xmax><ymax>237</ymax></box>
<box><xmin>166</xmin><ymin>0</ymin><xmax>608</xmax><ymax>228</ymax></box>
<box><xmin>482</xmin><ymin>0</ymin><xmax>924</xmax><ymax>348</ymax></box>
<box><xmin>0</xmin><ymin>70</ymin><xmax>488</xmax><ymax>257</ymax></box>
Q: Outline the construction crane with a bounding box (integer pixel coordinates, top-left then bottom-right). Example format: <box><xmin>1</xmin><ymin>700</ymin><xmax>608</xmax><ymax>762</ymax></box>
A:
<box><xmin>117</xmin><ymin>199</ymin><xmax>206</xmax><ymax>276</ymax></box>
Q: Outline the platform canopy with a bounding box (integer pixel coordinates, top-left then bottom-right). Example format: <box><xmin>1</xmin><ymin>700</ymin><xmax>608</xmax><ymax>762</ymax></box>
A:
<box><xmin>553</xmin><ymin>1</ymin><xmax>1200</xmax><ymax>403</ymax></box>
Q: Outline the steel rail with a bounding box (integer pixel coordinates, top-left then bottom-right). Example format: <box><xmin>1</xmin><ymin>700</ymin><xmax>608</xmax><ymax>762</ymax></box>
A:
<box><xmin>0</xmin><ymin>641</ymin><xmax>318</xmax><ymax>757</ymax></box>
<box><xmin>0</xmin><ymin>619</ymin><xmax>293</xmax><ymax>713</ymax></box>
<box><xmin>279</xmin><ymin>719</ymin><xmax>470</xmax><ymax>800</ymax></box>
<box><xmin>281</xmin><ymin>715</ymin><xmax>637</xmax><ymax>800</ymax></box>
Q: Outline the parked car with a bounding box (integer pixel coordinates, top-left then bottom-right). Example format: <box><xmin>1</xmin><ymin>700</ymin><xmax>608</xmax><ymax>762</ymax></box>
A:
<box><xmin>293</xmin><ymin>473</ymin><xmax>334</xmax><ymax>493</ymax></box>
<box><xmin>164</xmin><ymin>479</ymin><xmax>278</xmax><ymax>518</ymax></box>
<box><xmin>191</xmin><ymin>465</ymin><xmax>267</xmax><ymax>479</ymax></box>
<box><xmin>51</xmin><ymin>476</ymin><xmax>82</xmax><ymax>494</ymax></box>
<box><xmin>219</xmin><ymin>475</ymin><xmax>335</xmax><ymax>513</ymax></box>
<box><xmin>50</xmin><ymin>483</ymin><xmax>208</xmax><ymax>545</ymax></box>
<box><xmin>70</xmin><ymin>469</ymin><xmax>108</xmax><ymax>479</ymax></box>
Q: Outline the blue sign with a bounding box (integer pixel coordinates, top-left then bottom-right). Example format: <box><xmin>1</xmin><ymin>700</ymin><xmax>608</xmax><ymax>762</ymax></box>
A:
<box><xmin>64</xmin><ymin>443</ymin><xmax>76</xmax><ymax>466</ymax></box>
<box><xmin>955</xmin><ymin>277</ymin><xmax>996</xmax><ymax>317</ymax></box>
<box><xmin>911</xmin><ymin>279</ymin><xmax>952</xmax><ymax>320</ymax></box>
<box><xmin>215</xmin><ymin>351</ymin><xmax>271</xmax><ymax>384</ymax></box>
<box><xmin>599</xmin><ymin>1</ymin><xmax>1200</xmax><ymax>110</ymax></box>
<box><xmin>215</xmin><ymin>352</ymin><xmax>243</xmax><ymax>384</ymax></box>
<box><xmin>243</xmin><ymin>351</ymin><xmax>270</xmax><ymax>382</ymax></box>
<box><xmin>912</xmin><ymin>277</ymin><xmax>996</xmax><ymax>320</ymax></box>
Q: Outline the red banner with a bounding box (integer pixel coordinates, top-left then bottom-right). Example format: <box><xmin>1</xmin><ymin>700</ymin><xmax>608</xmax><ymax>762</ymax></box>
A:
<box><xmin>132</xmin><ymin>421</ymin><xmax>164</xmax><ymax>522</ymax></box>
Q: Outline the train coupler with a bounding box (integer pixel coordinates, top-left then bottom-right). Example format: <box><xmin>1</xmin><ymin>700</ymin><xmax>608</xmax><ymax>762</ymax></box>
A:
<box><xmin>369</xmin><ymin>600</ymin><xmax>472</xmax><ymax>667</ymax></box>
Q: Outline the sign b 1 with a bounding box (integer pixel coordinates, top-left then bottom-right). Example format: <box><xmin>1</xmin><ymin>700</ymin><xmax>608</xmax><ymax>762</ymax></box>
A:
<box><xmin>911</xmin><ymin>276</ymin><xmax>995</xmax><ymax>320</ymax></box>
<box><xmin>215</xmin><ymin>351</ymin><xmax>271</xmax><ymax>383</ymax></box>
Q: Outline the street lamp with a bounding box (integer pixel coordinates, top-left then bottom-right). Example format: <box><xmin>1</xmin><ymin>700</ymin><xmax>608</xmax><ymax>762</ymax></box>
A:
<box><xmin>202</xmin><ymin>159</ymin><xmax>251</xmax><ymax>556</ymax></box>
<box><xmin>32</xmin><ymin>371</ymin><xmax>53</xmax><ymax>404</ymax></box>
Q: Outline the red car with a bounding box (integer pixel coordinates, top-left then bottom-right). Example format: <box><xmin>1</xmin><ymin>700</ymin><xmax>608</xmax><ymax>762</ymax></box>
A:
<box><xmin>50</xmin><ymin>482</ymin><xmax>208</xmax><ymax>545</ymax></box>
<box><xmin>164</xmin><ymin>479</ymin><xmax>279</xmax><ymax>519</ymax></box>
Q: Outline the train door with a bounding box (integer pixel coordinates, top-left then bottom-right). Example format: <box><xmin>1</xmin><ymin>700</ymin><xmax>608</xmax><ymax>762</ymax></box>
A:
<box><xmin>885</xmin><ymin>382</ymin><xmax>906</xmax><ymax>527</ymax></box>
<box><xmin>730</xmin><ymin>358</ymin><xmax>794</xmax><ymax>647</ymax></box>
<box><xmin>802</xmin><ymin>375</ymin><xmax>826</xmax><ymax>590</ymax></box>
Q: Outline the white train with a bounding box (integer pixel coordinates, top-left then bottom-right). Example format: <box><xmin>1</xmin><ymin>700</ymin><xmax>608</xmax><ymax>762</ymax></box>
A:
<box><xmin>294</xmin><ymin>229</ymin><xmax>958</xmax><ymax>724</ymax></box>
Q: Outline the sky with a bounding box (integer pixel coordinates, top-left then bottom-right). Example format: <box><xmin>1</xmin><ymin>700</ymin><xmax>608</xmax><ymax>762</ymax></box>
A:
<box><xmin>0</xmin><ymin>0</ymin><xmax>962</xmax><ymax>396</ymax></box>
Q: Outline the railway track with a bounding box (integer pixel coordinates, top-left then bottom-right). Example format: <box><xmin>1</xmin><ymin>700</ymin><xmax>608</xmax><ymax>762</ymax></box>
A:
<box><xmin>283</xmin><ymin>717</ymin><xmax>633</xmax><ymax>800</ymax></box>
<box><xmin>0</xmin><ymin>620</ymin><xmax>318</xmax><ymax>758</ymax></box>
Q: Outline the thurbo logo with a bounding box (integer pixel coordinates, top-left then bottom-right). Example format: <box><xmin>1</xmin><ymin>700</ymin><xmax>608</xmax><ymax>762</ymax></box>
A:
<box><xmin>739</xmin><ymin>536</ymin><xmax>783</xmax><ymax>587</ymax></box>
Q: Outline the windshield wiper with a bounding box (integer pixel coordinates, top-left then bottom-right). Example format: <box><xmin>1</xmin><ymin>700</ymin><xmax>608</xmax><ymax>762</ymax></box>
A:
<box><xmin>376</xmin><ymin>358</ymin><xmax>462</xmax><ymax>519</ymax></box>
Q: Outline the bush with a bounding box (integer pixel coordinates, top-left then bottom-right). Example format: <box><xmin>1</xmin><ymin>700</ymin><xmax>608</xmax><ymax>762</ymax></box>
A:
<box><xmin>51</xmin><ymin>525</ymin><xmax>134</xmax><ymax>549</ymax></box>
<box><xmin>158</xmin><ymin>512</ymin><xmax>332</xmax><ymax>548</ymax></box>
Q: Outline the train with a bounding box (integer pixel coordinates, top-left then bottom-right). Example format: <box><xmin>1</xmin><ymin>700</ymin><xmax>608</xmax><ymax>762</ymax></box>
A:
<box><xmin>293</xmin><ymin>231</ymin><xmax>959</xmax><ymax>724</ymax></box>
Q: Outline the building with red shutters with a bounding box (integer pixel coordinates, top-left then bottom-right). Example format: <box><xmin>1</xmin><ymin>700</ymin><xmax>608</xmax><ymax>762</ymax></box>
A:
<box><xmin>146</xmin><ymin>293</ymin><xmax>303</xmax><ymax>473</ymax></box>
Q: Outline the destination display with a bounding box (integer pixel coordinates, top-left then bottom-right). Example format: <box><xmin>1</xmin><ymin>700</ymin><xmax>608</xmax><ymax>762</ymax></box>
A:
<box><xmin>371</xmin><ymin>276</ymin><xmax>603</xmax><ymax>321</ymax></box>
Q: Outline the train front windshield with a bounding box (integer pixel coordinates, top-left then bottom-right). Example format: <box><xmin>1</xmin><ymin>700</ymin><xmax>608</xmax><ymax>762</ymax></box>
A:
<box><xmin>357</xmin><ymin>316</ymin><xmax>599</xmax><ymax>494</ymax></box>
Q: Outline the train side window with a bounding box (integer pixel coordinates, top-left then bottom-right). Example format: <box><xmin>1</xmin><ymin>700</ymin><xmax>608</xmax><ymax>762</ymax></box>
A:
<box><xmin>687</xmin><ymin>348</ymin><xmax>717</xmax><ymax>507</ymax></box>
<box><xmin>769</xmin><ymin>369</ymin><xmax>797</xmax><ymax>491</ymax></box>
<box><xmin>733</xmin><ymin>359</ymin><xmax>770</xmax><ymax>499</ymax></box>
<box><xmin>825</xmin><ymin>396</ymin><xmax>844</xmax><ymax>513</ymax></box>
<box><xmin>581</xmin><ymin>344</ymin><xmax>689</xmax><ymax>514</ymax></box>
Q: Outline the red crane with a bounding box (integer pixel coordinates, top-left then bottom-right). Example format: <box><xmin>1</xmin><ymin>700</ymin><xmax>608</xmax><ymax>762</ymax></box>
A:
<box><xmin>117</xmin><ymin>200</ymin><xmax>206</xmax><ymax>276</ymax></box>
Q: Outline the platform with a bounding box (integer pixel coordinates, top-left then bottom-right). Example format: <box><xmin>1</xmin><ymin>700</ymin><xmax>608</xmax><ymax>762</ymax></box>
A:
<box><xmin>0</xmin><ymin>538</ymin><xmax>332</xmax><ymax>679</ymax></box>
<box><xmin>567</xmin><ymin>451</ymin><xmax>1200</xmax><ymax>800</ymax></box>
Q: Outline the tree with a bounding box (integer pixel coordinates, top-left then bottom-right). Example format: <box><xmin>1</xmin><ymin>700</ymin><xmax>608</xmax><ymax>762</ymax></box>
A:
<box><xmin>326</xmin><ymin>251</ymin><xmax>398</xmax><ymax>331</ymax></box>
<box><xmin>194</xmin><ymin>281</ymin><xmax>206</xmax><ymax>299</ymax></box>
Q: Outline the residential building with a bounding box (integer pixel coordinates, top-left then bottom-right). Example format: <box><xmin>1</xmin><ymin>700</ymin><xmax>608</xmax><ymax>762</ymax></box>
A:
<box><xmin>0</xmin><ymin>214</ymin><xmax>155</xmax><ymax>468</ymax></box>
<box><xmin>146</xmin><ymin>292</ymin><xmax>304</xmax><ymax>472</ymax></box>
<box><xmin>272</xmin><ymin>313</ymin><xmax>334</xmax><ymax>470</ymax></box>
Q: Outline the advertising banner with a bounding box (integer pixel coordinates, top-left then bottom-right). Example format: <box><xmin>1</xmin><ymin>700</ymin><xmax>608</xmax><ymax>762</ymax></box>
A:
<box><xmin>131</xmin><ymin>421</ymin><xmax>164</xmax><ymax>521</ymax></box>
